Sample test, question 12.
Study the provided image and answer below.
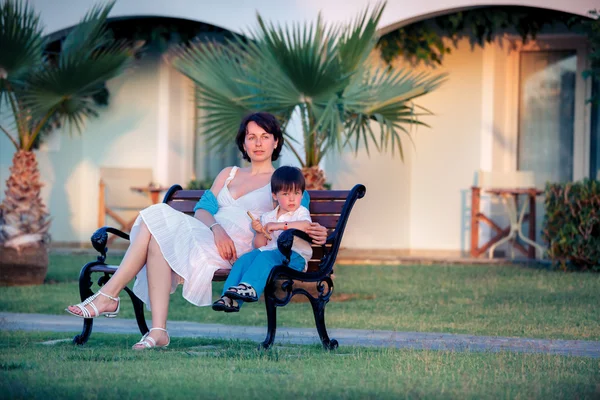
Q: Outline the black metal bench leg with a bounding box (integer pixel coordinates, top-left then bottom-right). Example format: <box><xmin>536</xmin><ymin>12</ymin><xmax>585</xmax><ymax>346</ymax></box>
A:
<box><xmin>73</xmin><ymin>318</ymin><xmax>94</xmax><ymax>345</ymax></box>
<box><xmin>310</xmin><ymin>296</ymin><xmax>338</xmax><ymax>350</ymax></box>
<box><xmin>123</xmin><ymin>287</ymin><xmax>148</xmax><ymax>335</ymax></box>
<box><xmin>261</xmin><ymin>295</ymin><xmax>278</xmax><ymax>349</ymax></box>
<box><xmin>72</xmin><ymin>262</ymin><xmax>97</xmax><ymax>345</ymax></box>
<box><xmin>73</xmin><ymin>319</ymin><xmax>94</xmax><ymax>345</ymax></box>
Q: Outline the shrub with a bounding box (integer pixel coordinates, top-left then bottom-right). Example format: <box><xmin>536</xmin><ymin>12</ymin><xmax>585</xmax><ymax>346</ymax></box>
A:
<box><xmin>542</xmin><ymin>179</ymin><xmax>600</xmax><ymax>271</ymax></box>
<box><xmin>186</xmin><ymin>179</ymin><xmax>213</xmax><ymax>190</ymax></box>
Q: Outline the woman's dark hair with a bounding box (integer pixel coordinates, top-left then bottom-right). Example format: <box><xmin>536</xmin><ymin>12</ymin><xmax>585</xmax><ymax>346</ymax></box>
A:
<box><xmin>271</xmin><ymin>166</ymin><xmax>305</xmax><ymax>194</ymax></box>
<box><xmin>235</xmin><ymin>112</ymin><xmax>284</xmax><ymax>162</ymax></box>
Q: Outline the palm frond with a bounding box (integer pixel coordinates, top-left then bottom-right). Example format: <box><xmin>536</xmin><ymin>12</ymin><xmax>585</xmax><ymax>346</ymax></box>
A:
<box><xmin>20</xmin><ymin>43</ymin><xmax>132</xmax><ymax>149</ymax></box>
<box><xmin>59</xmin><ymin>1</ymin><xmax>116</xmax><ymax>66</ymax></box>
<box><xmin>254</xmin><ymin>14</ymin><xmax>345</xmax><ymax>99</ymax></box>
<box><xmin>236</xmin><ymin>35</ymin><xmax>303</xmax><ymax>109</ymax></box>
<box><xmin>0</xmin><ymin>0</ymin><xmax>44</xmax><ymax>82</ymax></box>
<box><xmin>341</xmin><ymin>66</ymin><xmax>447</xmax><ymax>158</ymax></box>
<box><xmin>170</xmin><ymin>0</ymin><xmax>445</xmax><ymax>167</ymax></box>
<box><xmin>24</xmin><ymin>47</ymin><xmax>132</xmax><ymax>111</ymax></box>
<box><xmin>337</xmin><ymin>2</ymin><xmax>385</xmax><ymax>76</ymax></box>
<box><xmin>171</xmin><ymin>40</ymin><xmax>259</xmax><ymax>151</ymax></box>
<box><xmin>0</xmin><ymin>0</ymin><xmax>133</xmax><ymax>150</ymax></box>
<box><xmin>172</xmin><ymin>35</ymin><xmax>303</xmax><ymax>152</ymax></box>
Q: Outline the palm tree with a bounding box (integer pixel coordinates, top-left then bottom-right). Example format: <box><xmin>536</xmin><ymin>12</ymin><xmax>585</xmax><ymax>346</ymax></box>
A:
<box><xmin>171</xmin><ymin>2</ymin><xmax>446</xmax><ymax>189</ymax></box>
<box><xmin>0</xmin><ymin>0</ymin><xmax>133</xmax><ymax>281</ymax></box>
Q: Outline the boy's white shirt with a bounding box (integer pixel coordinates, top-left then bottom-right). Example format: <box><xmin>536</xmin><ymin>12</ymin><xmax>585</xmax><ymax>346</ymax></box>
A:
<box><xmin>259</xmin><ymin>205</ymin><xmax>313</xmax><ymax>268</ymax></box>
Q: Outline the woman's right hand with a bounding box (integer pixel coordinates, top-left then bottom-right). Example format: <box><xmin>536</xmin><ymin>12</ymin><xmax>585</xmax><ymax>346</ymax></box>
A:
<box><xmin>306</xmin><ymin>222</ymin><xmax>328</xmax><ymax>245</ymax></box>
<box><xmin>212</xmin><ymin>225</ymin><xmax>237</xmax><ymax>262</ymax></box>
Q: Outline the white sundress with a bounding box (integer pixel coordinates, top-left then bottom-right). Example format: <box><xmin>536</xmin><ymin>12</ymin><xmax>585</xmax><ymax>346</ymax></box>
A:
<box><xmin>130</xmin><ymin>167</ymin><xmax>273</xmax><ymax>308</ymax></box>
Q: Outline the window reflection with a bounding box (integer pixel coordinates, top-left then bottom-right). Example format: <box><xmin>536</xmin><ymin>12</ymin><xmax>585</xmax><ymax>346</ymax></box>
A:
<box><xmin>518</xmin><ymin>51</ymin><xmax>576</xmax><ymax>186</ymax></box>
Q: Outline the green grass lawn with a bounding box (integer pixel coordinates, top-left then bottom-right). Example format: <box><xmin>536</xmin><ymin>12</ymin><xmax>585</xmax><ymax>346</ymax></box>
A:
<box><xmin>1</xmin><ymin>254</ymin><xmax>599</xmax><ymax>340</ymax></box>
<box><xmin>1</xmin><ymin>330</ymin><xmax>598</xmax><ymax>399</ymax></box>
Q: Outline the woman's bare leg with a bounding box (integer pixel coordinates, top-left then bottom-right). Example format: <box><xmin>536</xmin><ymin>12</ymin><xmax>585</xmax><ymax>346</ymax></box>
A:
<box><xmin>67</xmin><ymin>220</ymin><xmax>153</xmax><ymax>316</ymax></box>
<box><xmin>132</xmin><ymin>236</ymin><xmax>171</xmax><ymax>348</ymax></box>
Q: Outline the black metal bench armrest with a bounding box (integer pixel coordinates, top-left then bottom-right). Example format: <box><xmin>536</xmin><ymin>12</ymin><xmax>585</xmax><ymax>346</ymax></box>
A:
<box><xmin>277</xmin><ymin>229</ymin><xmax>313</xmax><ymax>265</ymax></box>
<box><xmin>91</xmin><ymin>226</ymin><xmax>130</xmax><ymax>261</ymax></box>
<box><xmin>274</xmin><ymin>229</ymin><xmax>331</xmax><ymax>282</ymax></box>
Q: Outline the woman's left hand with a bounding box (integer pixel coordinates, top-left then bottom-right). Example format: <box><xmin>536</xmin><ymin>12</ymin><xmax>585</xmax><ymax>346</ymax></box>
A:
<box><xmin>306</xmin><ymin>222</ymin><xmax>328</xmax><ymax>245</ymax></box>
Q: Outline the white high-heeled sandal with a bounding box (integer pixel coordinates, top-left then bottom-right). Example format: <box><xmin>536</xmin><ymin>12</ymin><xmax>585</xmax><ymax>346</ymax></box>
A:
<box><xmin>65</xmin><ymin>290</ymin><xmax>120</xmax><ymax>318</ymax></box>
<box><xmin>132</xmin><ymin>327</ymin><xmax>170</xmax><ymax>350</ymax></box>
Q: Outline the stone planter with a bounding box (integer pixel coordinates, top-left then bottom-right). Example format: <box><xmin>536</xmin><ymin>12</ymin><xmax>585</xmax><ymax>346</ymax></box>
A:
<box><xmin>0</xmin><ymin>245</ymin><xmax>49</xmax><ymax>286</ymax></box>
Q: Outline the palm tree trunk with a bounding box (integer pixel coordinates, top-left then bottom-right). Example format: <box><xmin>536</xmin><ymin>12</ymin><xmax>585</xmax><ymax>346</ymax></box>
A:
<box><xmin>301</xmin><ymin>104</ymin><xmax>326</xmax><ymax>190</ymax></box>
<box><xmin>0</xmin><ymin>150</ymin><xmax>50</xmax><ymax>250</ymax></box>
<box><xmin>301</xmin><ymin>166</ymin><xmax>326</xmax><ymax>190</ymax></box>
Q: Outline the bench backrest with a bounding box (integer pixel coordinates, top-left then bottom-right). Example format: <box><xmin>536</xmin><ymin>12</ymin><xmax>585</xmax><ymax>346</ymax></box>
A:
<box><xmin>163</xmin><ymin>185</ymin><xmax>366</xmax><ymax>272</ymax></box>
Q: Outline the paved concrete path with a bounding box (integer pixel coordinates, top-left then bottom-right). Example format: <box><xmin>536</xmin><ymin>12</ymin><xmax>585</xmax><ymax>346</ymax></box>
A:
<box><xmin>1</xmin><ymin>312</ymin><xmax>599</xmax><ymax>358</ymax></box>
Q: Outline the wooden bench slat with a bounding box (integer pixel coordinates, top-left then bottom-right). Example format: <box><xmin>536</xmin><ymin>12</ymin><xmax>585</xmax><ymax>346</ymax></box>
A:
<box><xmin>171</xmin><ymin>190</ymin><xmax>206</xmax><ymax>200</ymax></box>
<box><xmin>306</xmin><ymin>261</ymin><xmax>320</xmax><ymax>272</ymax></box>
<box><xmin>311</xmin><ymin>215</ymin><xmax>339</xmax><ymax>229</ymax></box>
<box><xmin>213</xmin><ymin>269</ymin><xmax>229</xmax><ymax>281</ymax></box>
<box><xmin>308</xmin><ymin>201</ymin><xmax>345</xmax><ymax>214</ymax></box>
<box><xmin>167</xmin><ymin>200</ymin><xmax>197</xmax><ymax>214</ymax></box>
<box><xmin>167</xmin><ymin>197</ymin><xmax>342</xmax><ymax>229</ymax></box>
<box><xmin>168</xmin><ymin>198</ymin><xmax>346</xmax><ymax>215</ymax></box>
<box><xmin>167</xmin><ymin>202</ymin><xmax>343</xmax><ymax>224</ymax></box>
<box><xmin>306</xmin><ymin>190</ymin><xmax>351</xmax><ymax>200</ymax></box>
<box><xmin>310</xmin><ymin>246</ymin><xmax>329</xmax><ymax>261</ymax></box>
<box><xmin>90</xmin><ymin>262</ymin><xmax>326</xmax><ymax>279</ymax></box>
<box><xmin>169</xmin><ymin>189</ymin><xmax>351</xmax><ymax>201</ymax></box>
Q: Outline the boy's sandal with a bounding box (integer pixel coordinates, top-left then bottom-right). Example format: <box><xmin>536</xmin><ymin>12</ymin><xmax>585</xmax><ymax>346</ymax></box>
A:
<box><xmin>132</xmin><ymin>327</ymin><xmax>170</xmax><ymax>350</ymax></box>
<box><xmin>224</xmin><ymin>283</ymin><xmax>258</xmax><ymax>302</ymax></box>
<box><xmin>65</xmin><ymin>290</ymin><xmax>120</xmax><ymax>319</ymax></box>
<box><xmin>212</xmin><ymin>296</ymin><xmax>240</xmax><ymax>313</ymax></box>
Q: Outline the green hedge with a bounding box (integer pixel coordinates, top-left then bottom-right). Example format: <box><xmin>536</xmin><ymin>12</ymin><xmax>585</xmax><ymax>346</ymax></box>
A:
<box><xmin>542</xmin><ymin>179</ymin><xmax>600</xmax><ymax>271</ymax></box>
<box><xmin>186</xmin><ymin>178</ymin><xmax>213</xmax><ymax>190</ymax></box>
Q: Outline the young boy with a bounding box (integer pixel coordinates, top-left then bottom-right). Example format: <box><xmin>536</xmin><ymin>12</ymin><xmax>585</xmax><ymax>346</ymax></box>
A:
<box><xmin>212</xmin><ymin>166</ymin><xmax>312</xmax><ymax>312</ymax></box>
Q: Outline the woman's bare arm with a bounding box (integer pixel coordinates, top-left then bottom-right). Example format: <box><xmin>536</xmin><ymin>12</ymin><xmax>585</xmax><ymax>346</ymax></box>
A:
<box><xmin>193</xmin><ymin>166</ymin><xmax>232</xmax><ymax>226</ymax></box>
<box><xmin>194</xmin><ymin>167</ymin><xmax>238</xmax><ymax>262</ymax></box>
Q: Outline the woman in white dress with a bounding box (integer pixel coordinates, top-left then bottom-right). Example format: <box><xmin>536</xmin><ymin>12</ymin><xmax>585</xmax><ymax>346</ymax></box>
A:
<box><xmin>66</xmin><ymin>112</ymin><xmax>328</xmax><ymax>349</ymax></box>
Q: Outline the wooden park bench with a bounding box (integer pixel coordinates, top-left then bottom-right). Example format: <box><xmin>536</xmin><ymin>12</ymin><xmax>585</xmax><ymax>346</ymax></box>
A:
<box><xmin>72</xmin><ymin>184</ymin><xmax>366</xmax><ymax>349</ymax></box>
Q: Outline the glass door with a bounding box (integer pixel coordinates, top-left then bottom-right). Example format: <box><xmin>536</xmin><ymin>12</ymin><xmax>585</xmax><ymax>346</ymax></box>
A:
<box><xmin>517</xmin><ymin>50</ymin><xmax>577</xmax><ymax>187</ymax></box>
<box><xmin>193</xmin><ymin>93</ymin><xmax>240</xmax><ymax>187</ymax></box>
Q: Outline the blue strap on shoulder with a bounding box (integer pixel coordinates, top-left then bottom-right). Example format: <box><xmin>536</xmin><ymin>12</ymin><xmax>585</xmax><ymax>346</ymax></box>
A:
<box><xmin>193</xmin><ymin>190</ymin><xmax>219</xmax><ymax>215</ymax></box>
<box><xmin>301</xmin><ymin>191</ymin><xmax>310</xmax><ymax>209</ymax></box>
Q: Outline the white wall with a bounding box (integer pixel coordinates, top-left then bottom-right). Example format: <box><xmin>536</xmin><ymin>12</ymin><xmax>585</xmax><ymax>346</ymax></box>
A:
<box><xmin>0</xmin><ymin>108</ymin><xmax>14</xmax><ymax>206</ymax></box>
<box><xmin>326</xmin><ymin>141</ymin><xmax>413</xmax><ymax>250</ymax></box>
<box><xmin>46</xmin><ymin>54</ymin><xmax>162</xmax><ymax>242</ymax></box>
<box><xmin>318</xmin><ymin>39</ymin><xmax>485</xmax><ymax>253</ymax></box>
<box><xmin>162</xmin><ymin>57</ymin><xmax>196</xmax><ymax>188</ymax></box>
<box><xmin>0</xmin><ymin>54</ymin><xmax>196</xmax><ymax>243</ymax></box>
<box><xmin>3</xmin><ymin>0</ymin><xmax>593</xmax><ymax>250</ymax></box>
<box><xmin>406</xmin><ymin>39</ymin><xmax>484</xmax><ymax>254</ymax></box>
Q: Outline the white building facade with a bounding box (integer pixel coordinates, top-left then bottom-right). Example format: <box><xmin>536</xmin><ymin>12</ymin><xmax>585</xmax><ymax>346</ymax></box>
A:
<box><xmin>0</xmin><ymin>0</ymin><xmax>597</xmax><ymax>255</ymax></box>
